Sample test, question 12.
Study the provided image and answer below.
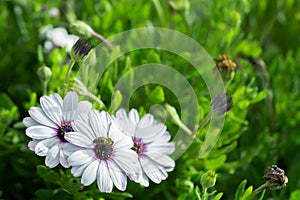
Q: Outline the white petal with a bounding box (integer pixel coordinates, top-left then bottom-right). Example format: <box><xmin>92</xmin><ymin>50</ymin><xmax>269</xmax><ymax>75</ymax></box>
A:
<box><xmin>28</xmin><ymin>140</ymin><xmax>40</xmax><ymax>151</ymax></box>
<box><xmin>147</xmin><ymin>143</ymin><xmax>175</xmax><ymax>155</ymax></box>
<box><xmin>146</xmin><ymin>152</ymin><xmax>175</xmax><ymax>171</ymax></box>
<box><xmin>140</xmin><ymin>156</ymin><xmax>166</xmax><ymax>184</ymax></box>
<box><xmin>110</xmin><ymin>129</ymin><xmax>133</xmax><ymax>150</ymax></box>
<box><xmin>62</xmin><ymin>91</ymin><xmax>78</xmax><ymax>121</ymax></box>
<box><xmin>113</xmin><ymin>118</ymin><xmax>136</xmax><ymax>137</ymax></box>
<box><xmin>115</xmin><ymin>109</ymin><xmax>127</xmax><ymax>119</ymax></box>
<box><xmin>108</xmin><ymin>161</ymin><xmax>127</xmax><ymax>191</ymax></box>
<box><xmin>71</xmin><ymin>162</ymin><xmax>90</xmax><ymax>177</ymax></box>
<box><xmin>98</xmin><ymin>111</ymin><xmax>112</xmax><ymax>136</ymax></box>
<box><xmin>29</xmin><ymin>107</ymin><xmax>57</xmax><ymax>128</ymax></box>
<box><xmin>26</xmin><ymin>125</ymin><xmax>56</xmax><ymax>140</ymax></box>
<box><xmin>62</xmin><ymin>143</ymin><xmax>82</xmax><ymax>156</ymax></box>
<box><xmin>73</xmin><ymin>114</ymin><xmax>96</xmax><ymax>140</ymax></box>
<box><xmin>64</xmin><ymin>132</ymin><xmax>93</xmax><ymax>148</ymax></box>
<box><xmin>68</xmin><ymin>149</ymin><xmax>94</xmax><ymax>166</ymax></box>
<box><xmin>152</xmin><ymin>131</ymin><xmax>172</xmax><ymax>143</ymax></box>
<box><xmin>50</xmin><ymin>93</ymin><xmax>63</xmax><ymax>106</ymax></box>
<box><xmin>89</xmin><ymin>110</ymin><xmax>104</xmax><ymax>137</ymax></box>
<box><xmin>76</xmin><ymin>101</ymin><xmax>92</xmax><ymax>115</ymax></box>
<box><xmin>136</xmin><ymin>124</ymin><xmax>166</xmax><ymax>141</ymax></box>
<box><xmin>35</xmin><ymin>140</ymin><xmax>50</xmax><ymax>156</ymax></box>
<box><xmin>23</xmin><ymin>117</ymin><xmax>39</xmax><ymax>127</ymax></box>
<box><xmin>137</xmin><ymin>172</ymin><xmax>149</xmax><ymax>187</ymax></box>
<box><xmin>129</xmin><ymin>109</ymin><xmax>139</xmax><ymax>125</ymax></box>
<box><xmin>81</xmin><ymin>160</ymin><xmax>99</xmax><ymax>186</ymax></box>
<box><xmin>137</xmin><ymin>114</ymin><xmax>155</xmax><ymax>128</ymax></box>
<box><xmin>45</xmin><ymin>145</ymin><xmax>60</xmax><ymax>168</ymax></box>
<box><xmin>113</xmin><ymin>150</ymin><xmax>138</xmax><ymax>175</ymax></box>
<box><xmin>60</xmin><ymin>149</ymin><xmax>70</xmax><ymax>168</ymax></box>
<box><xmin>40</xmin><ymin>95</ymin><xmax>63</xmax><ymax>124</ymax></box>
<box><xmin>97</xmin><ymin>162</ymin><xmax>113</xmax><ymax>193</ymax></box>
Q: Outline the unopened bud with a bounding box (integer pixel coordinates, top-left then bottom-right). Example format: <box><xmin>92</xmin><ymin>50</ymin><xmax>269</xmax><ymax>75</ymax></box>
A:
<box><xmin>69</xmin><ymin>20</ymin><xmax>94</xmax><ymax>38</ymax></box>
<box><xmin>263</xmin><ymin>165</ymin><xmax>288</xmax><ymax>190</ymax></box>
<box><xmin>37</xmin><ymin>65</ymin><xmax>52</xmax><ymax>83</ymax></box>
<box><xmin>201</xmin><ymin>170</ymin><xmax>217</xmax><ymax>189</ymax></box>
<box><xmin>71</xmin><ymin>38</ymin><xmax>93</xmax><ymax>62</ymax></box>
<box><xmin>214</xmin><ymin>53</ymin><xmax>236</xmax><ymax>71</ymax></box>
<box><xmin>211</xmin><ymin>92</ymin><xmax>233</xmax><ymax>116</ymax></box>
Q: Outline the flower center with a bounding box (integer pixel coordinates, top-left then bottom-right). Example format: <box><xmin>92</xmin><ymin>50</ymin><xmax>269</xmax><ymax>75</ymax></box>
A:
<box><xmin>57</xmin><ymin>121</ymin><xmax>73</xmax><ymax>143</ymax></box>
<box><xmin>131</xmin><ymin>137</ymin><xmax>145</xmax><ymax>155</ymax></box>
<box><xmin>93</xmin><ymin>137</ymin><xmax>114</xmax><ymax>160</ymax></box>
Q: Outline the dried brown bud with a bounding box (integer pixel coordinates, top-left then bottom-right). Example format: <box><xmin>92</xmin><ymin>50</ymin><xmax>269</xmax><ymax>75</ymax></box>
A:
<box><xmin>214</xmin><ymin>53</ymin><xmax>236</xmax><ymax>71</ymax></box>
<box><xmin>263</xmin><ymin>165</ymin><xmax>288</xmax><ymax>189</ymax></box>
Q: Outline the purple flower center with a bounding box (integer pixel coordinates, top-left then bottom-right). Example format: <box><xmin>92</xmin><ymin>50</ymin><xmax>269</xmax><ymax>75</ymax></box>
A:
<box><xmin>57</xmin><ymin>121</ymin><xmax>73</xmax><ymax>143</ymax></box>
<box><xmin>93</xmin><ymin>137</ymin><xmax>114</xmax><ymax>160</ymax></box>
<box><xmin>132</xmin><ymin>137</ymin><xmax>146</xmax><ymax>155</ymax></box>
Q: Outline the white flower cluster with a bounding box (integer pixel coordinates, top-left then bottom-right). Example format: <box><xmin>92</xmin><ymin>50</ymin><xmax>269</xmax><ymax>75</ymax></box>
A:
<box><xmin>23</xmin><ymin>91</ymin><xmax>175</xmax><ymax>193</ymax></box>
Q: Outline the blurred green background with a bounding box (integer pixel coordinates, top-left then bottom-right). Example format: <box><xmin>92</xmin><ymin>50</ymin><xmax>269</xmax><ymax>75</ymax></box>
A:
<box><xmin>0</xmin><ymin>0</ymin><xmax>300</xmax><ymax>199</ymax></box>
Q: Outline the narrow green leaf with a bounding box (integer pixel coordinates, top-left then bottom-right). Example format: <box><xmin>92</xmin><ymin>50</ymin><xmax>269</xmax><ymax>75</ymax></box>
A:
<box><xmin>235</xmin><ymin>180</ymin><xmax>247</xmax><ymax>200</ymax></box>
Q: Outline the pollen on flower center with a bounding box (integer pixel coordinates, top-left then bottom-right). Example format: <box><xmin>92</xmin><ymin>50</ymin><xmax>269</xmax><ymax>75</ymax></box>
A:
<box><xmin>57</xmin><ymin>121</ymin><xmax>73</xmax><ymax>143</ymax></box>
<box><xmin>131</xmin><ymin>137</ymin><xmax>145</xmax><ymax>155</ymax></box>
<box><xmin>93</xmin><ymin>137</ymin><xmax>114</xmax><ymax>160</ymax></box>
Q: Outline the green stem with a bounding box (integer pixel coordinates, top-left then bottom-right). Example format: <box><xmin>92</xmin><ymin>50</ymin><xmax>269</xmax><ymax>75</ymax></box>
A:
<box><xmin>63</xmin><ymin>59</ymin><xmax>76</xmax><ymax>96</ymax></box>
<box><xmin>41</xmin><ymin>81</ymin><xmax>48</xmax><ymax>95</ymax></box>
<box><xmin>193</xmin><ymin>113</ymin><xmax>211</xmax><ymax>136</ymax></box>
<box><xmin>84</xmin><ymin>92</ymin><xmax>107</xmax><ymax>110</ymax></box>
<box><xmin>202</xmin><ymin>186</ymin><xmax>208</xmax><ymax>200</ymax></box>
<box><xmin>90</xmin><ymin>30</ymin><xmax>113</xmax><ymax>50</ymax></box>
<box><xmin>248</xmin><ymin>183</ymin><xmax>268</xmax><ymax>200</ymax></box>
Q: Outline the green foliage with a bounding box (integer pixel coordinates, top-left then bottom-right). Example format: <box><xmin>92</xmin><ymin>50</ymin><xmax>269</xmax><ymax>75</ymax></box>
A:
<box><xmin>0</xmin><ymin>0</ymin><xmax>299</xmax><ymax>199</ymax></box>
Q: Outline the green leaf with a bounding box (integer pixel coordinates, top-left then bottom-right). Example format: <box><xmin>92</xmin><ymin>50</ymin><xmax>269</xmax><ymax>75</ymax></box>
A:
<box><xmin>109</xmin><ymin>45</ymin><xmax>121</xmax><ymax>63</ymax></box>
<box><xmin>212</xmin><ymin>192</ymin><xmax>223</xmax><ymax>200</ymax></box>
<box><xmin>289</xmin><ymin>190</ymin><xmax>300</xmax><ymax>200</ymax></box>
<box><xmin>204</xmin><ymin>154</ymin><xmax>227</xmax><ymax>170</ymax></box>
<box><xmin>165</xmin><ymin>103</ymin><xmax>182</xmax><ymax>126</ymax></box>
<box><xmin>235</xmin><ymin>180</ymin><xmax>247</xmax><ymax>200</ymax></box>
<box><xmin>241</xmin><ymin>186</ymin><xmax>253</xmax><ymax>200</ymax></box>
<box><xmin>148</xmin><ymin>86</ymin><xmax>165</xmax><ymax>103</ymax></box>
<box><xmin>111</xmin><ymin>90</ymin><xmax>123</xmax><ymax>113</ymax></box>
<box><xmin>250</xmin><ymin>90</ymin><xmax>268</xmax><ymax>104</ymax></box>
<box><xmin>37</xmin><ymin>165</ymin><xmax>61</xmax><ymax>185</ymax></box>
<box><xmin>195</xmin><ymin>186</ymin><xmax>202</xmax><ymax>200</ymax></box>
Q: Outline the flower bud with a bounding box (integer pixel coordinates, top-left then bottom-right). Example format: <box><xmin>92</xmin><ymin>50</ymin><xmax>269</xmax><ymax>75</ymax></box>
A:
<box><xmin>263</xmin><ymin>165</ymin><xmax>288</xmax><ymax>190</ymax></box>
<box><xmin>214</xmin><ymin>53</ymin><xmax>236</xmax><ymax>71</ymax></box>
<box><xmin>211</xmin><ymin>92</ymin><xmax>233</xmax><ymax>116</ymax></box>
<box><xmin>71</xmin><ymin>38</ymin><xmax>93</xmax><ymax>62</ymax></box>
<box><xmin>37</xmin><ymin>65</ymin><xmax>52</xmax><ymax>83</ymax></box>
<box><xmin>201</xmin><ymin>170</ymin><xmax>217</xmax><ymax>189</ymax></box>
<box><xmin>69</xmin><ymin>20</ymin><xmax>94</xmax><ymax>38</ymax></box>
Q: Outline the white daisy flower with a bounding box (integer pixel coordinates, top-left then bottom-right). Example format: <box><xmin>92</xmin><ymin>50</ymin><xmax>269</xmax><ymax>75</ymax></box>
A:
<box><xmin>114</xmin><ymin>108</ymin><xmax>175</xmax><ymax>187</ymax></box>
<box><xmin>64</xmin><ymin>110</ymin><xmax>138</xmax><ymax>193</ymax></box>
<box><xmin>23</xmin><ymin>91</ymin><xmax>92</xmax><ymax>168</ymax></box>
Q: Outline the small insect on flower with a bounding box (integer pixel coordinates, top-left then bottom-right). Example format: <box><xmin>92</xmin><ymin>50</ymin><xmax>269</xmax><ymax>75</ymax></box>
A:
<box><xmin>214</xmin><ymin>53</ymin><xmax>236</xmax><ymax>71</ymax></box>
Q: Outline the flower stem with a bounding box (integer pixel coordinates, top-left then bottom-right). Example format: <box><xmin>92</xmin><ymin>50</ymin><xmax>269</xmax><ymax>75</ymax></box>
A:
<box><xmin>248</xmin><ymin>183</ymin><xmax>268</xmax><ymax>200</ymax></box>
<box><xmin>90</xmin><ymin>30</ymin><xmax>113</xmax><ymax>50</ymax></box>
<box><xmin>193</xmin><ymin>113</ymin><xmax>211</xmax><ymax>136</ymax></box>
<box><xmin>201</xmin><ymin>186</ymin><xmax>208</xmax><ymax>200</ymax></box>
<box><xmin>63</xmin><ymin>59</ymin><xmax>76</xmax><ymax>96</ymax></box>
